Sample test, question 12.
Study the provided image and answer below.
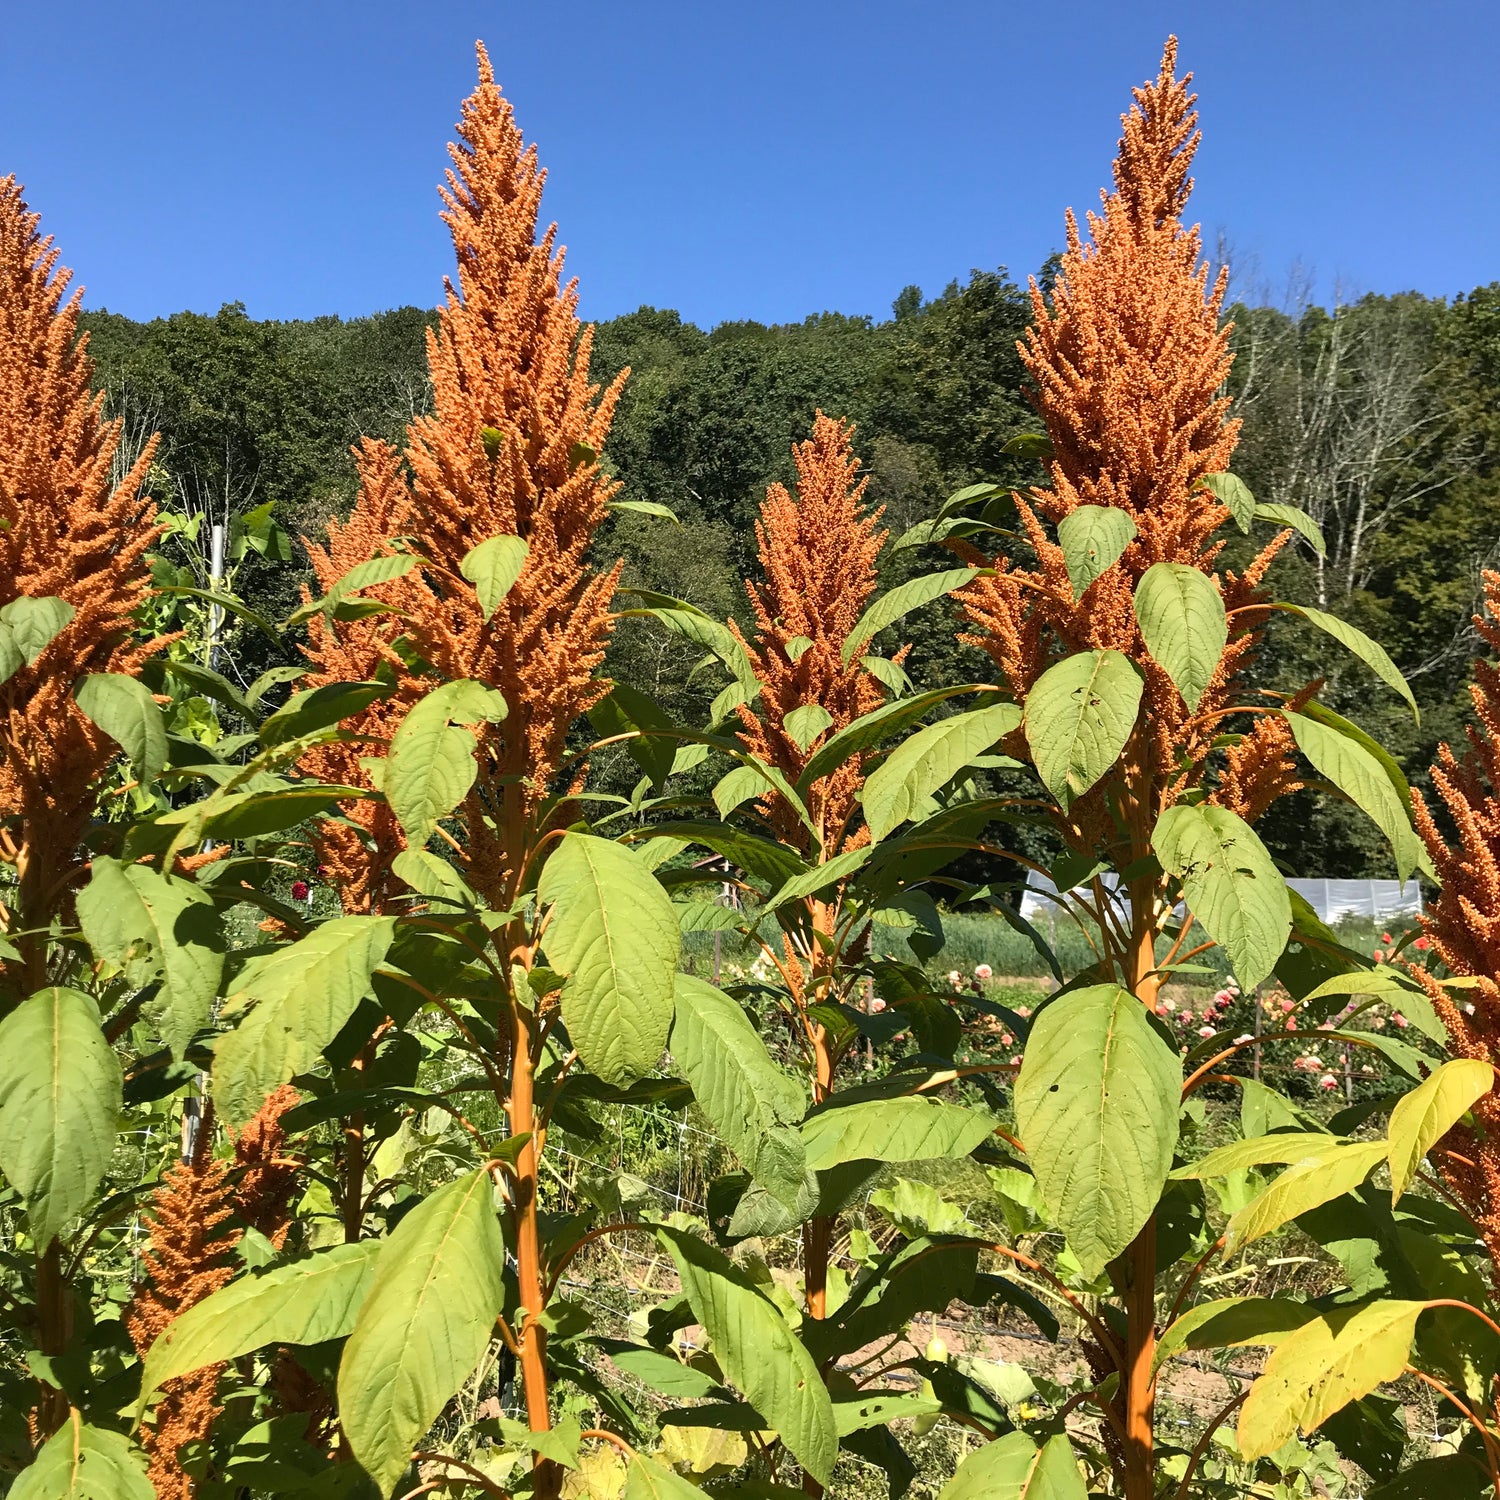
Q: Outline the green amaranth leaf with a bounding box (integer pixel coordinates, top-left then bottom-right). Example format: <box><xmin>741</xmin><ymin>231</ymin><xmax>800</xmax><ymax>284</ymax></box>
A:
<box><xmin>1014</xmin><ymin>984</ymin><xmax>1181</xmax><ymax>1279</ymax></box>
<box><xmin>1023</xmin><ymin>650</ymin><xmax>1142</xmax><ymax>810</ymax></box>
<box><xmin>538</xmin><ymin>834</ymin><xmax>680</xmax><ymax>1084</ymax></box>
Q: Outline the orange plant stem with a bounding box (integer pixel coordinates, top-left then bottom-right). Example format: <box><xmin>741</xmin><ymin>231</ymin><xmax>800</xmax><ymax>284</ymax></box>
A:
<box><xmin>504</xmin><ymin>990</ymin><xmax>557</xmax><ymax>1499</ymax></box>
<box><xmin>1122</xmin><ymin>871</ymin><xmax>1162</xmax><ymax>1497</ymax></box>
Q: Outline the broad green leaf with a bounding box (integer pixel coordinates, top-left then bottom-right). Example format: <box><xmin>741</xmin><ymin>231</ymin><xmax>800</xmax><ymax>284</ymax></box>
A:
<box><xmin>785</xmin><ymin>635</ymin><xmax>814</xmax><ymax>661</ymax></box>
<box><xmin>1387</xmin><ymin>1058</ymin><xmax>1493</xmax><ymax>1203</ymax></box>
<box><xmin>1201</xmin><ymin>471</ymin><xmax>1255</xmax><ymax>531</ymax></box>
<box><xmin>862</xmin><ymin>703</ymin><xmax>1022</xmax><ymax>841</ymax></box>
<box><xmin>801</xmin><ymin>1096</ymin><xmax>996</xmax><ymax>1172</ymax></box>
<box><xmin>1014</xmin><ymin>984</ymin><xmax>1181</xmax><ymax>1279</ymax></box>
<box><xmin>284</xmin><ymin>552</ymin><xmax>415</xmax><ymax>627</ymax></box>
<box><xmin>939</xmin><ymin>1431</ymin><xmax>1086</xmax><ymax>1499</ymax></box>
<box><xmin>1023</xmin><ymin>650</ymin><xmax>1142</xmax><ymax>810</ymax></box>
<box><xmin>385</xmin><ymin>679</ymin><xmax>508</xmax><ymax>845</ymax></box>
<box><xmin>671</xmin><ymin>975</ymin><xmax>807</xmax><ymax>1205</ymax></box>
<box><xmin>673</xmin><ymin>900</ymin><xmax>745</xmax><ymax>933</ymax></box>
<box><xmin>1238</xmin><ymin>1301</ymin><xmax>1431</xmax><ymax>1460</ymax></box>
<box><xmin>1286</xmin><ymin>605</ymin><xmax>1419</xmax><ymax>721</ymax></box>
<box><xmin>657</xmin><ymin>1226</ymin><xmax>836</xmax><ymax>1485</ymax></box>
<box><xmin>1134</xmin><ymin>562</ymin><xmax>1226</xmax><ymax>712</ymax></box>
<box><xmin>798</xmin><ymin>685</ymin><xmax>998</xmax><ymax>790</ymax></box>
<box><xmin>713</xmin><ymin>763</ymin><xmax>773</xmax><ymax>818</ymax></box>
<box><xmin>1001</xmin><ymin>433</ymin><xmax>1052</xmax><ymax>460</ymax></box>
<box><xmin>1153</xmin><ymin>804</ymin><xmax>1290</xmax><ymax>989</ymax></box>
<box><xmin>610</xmin><ymin>499</ymin><xmax>679</xmax><ymax>523</ymax></box>
<box><xmin>833</xmin><ymin>1390</ymin><xmax>943</xmax><ymax>1435</ymax></box>
<box><xmin>1175</xmin><ymin>1133</ymin><xmax>1345</xmax><ymax>1180</ymax></box>
<box><xmin>841</xmin><ymin>568</ymin><xmax>979</xmax><ymax>663</ymax></box>
<box><xmin>1287</xmin><ymin>712</ymin><xmax>1422</xmax><ymax>881</ymax></box>
<box><xmin>636</xmin><ymin>821</ymin><xmax>806</xmax><ymax>890</ymax></box>
<box><xmin>339</xmin><ymin>1171</ymin><xmax>507</xmax><ymax>1495</ymax></box>
<box><xmin>604</xmin><ymin>1344</ymin><xmax>721</xmax><ymax>1399</ymax></box>
<box><xmin>860</xmin><ymin>653</ymin><xmax>912</xmax><ymax>697</ymax></box>
<box><xmin>460</xmin><ymin>534</ymin><xmax>529</xmax><ymax>619</ymax></box>
<box><xmin>198</xmin><ymin>783</ymin><xmax>369</xmax><ymax>840</ymax></box>
<box><xmin>0</xmin><ymin>989</ymin><xmax>122</xmax><ymax>1247</ymax></box>
<box><xmin>1153</xmin><ymin>1297</ymin><xmax>1317</xmax><ymax>1373</ymax></box>
<box><xmin>1057</xmin><ymin>505</ymin><xmax>1136</xmax><ymax>598</ymax></box>
<box><xmin>0</xmin><ymin>596</ymin><xmax>74</xmax><ymax>683</ymax></box>
<box><xmin>12</xmin><ymin>1420</ymin><xmax>152</xmax><ymax>1500</ymax></box>
<box><xmin>74</xmin><ymin>672</ymin><xmax>167</xmax><ymax>784</ymax></box>
<box><xmin>763</xmin><ymin>845</ymin><xmax>871</xmax><ymax>913</ymax></box>
<box><xmin>159</xmin><ymin>657</ymin><xmax>258</xmax><ymax>724</ymax></box>
<box><xmin>624</xmin><ymin>1455</ymin><xmax>704</xmax><ymax>1500</ymax></box>
<box><xmin>868</xmin><ymin>1178</ymin><xmax>979</xmax><ymax>1237</ymax></box>
<box><xmin>392</xmin><ymin>849</ymin><xmax>481</xmax><ymax>909</ymax></box>
<box><xmin>258</xmin><ymin>679</ymin><xmax>390</xmax><ymax>747</ymax></box>
<box><xmin>538</xmin><ymin>834</ymin><xmax>680</xmax><ymax>1084</ymax></box>
<box><xmin>139</xmin><ymin>1240</ymin><xmax>382</xmax><ymax>1412</ymax></box>
<box><xmin>1224</xmin><ymin>1141</ymin><xmax>1387</xmax><ymax>1254</ymax></box>
<box><xmin>77</xmin><ymin>860</ymin><xmax>224</xmax><ymax>1060</ymax></box>
<box><xmin>784</xmin><ymin>703</ymin><xmax>833</xmax><ymax>752</ymax></box>
<box><xmin>212</xmin><ymin>915</ymin><xmax>398</xmax><ymax>1127</ymax></box>
<box><xmin>1300</xmin><ymin>966</ymin><xmax>1441</xmax><ymax>1041</ymax></box>
<box><xmin>617</xmin><ymin>593</ymin><xmax>758</xmax><ymax>690</ymax></box>
<box><xmin>1254</xmin><ymin>501</ymin><xmax>1326</xmax><ymax>556</ymax></box>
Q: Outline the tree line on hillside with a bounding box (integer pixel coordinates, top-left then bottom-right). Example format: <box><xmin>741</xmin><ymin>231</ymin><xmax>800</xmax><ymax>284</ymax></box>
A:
<box><xmin>78</xmin><ymin>266</ymin><xmax>1500</xmax><ymax>879</ymax></box>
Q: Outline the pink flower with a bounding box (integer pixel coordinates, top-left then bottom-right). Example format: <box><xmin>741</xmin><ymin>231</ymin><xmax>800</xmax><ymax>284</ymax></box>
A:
<box><xmin>999</xmin><ymin>1032</ymin><xmax>1013</xmax><ymax>1046</ymax></box>
<box><xmin>1016</xmin><ymin>1006</ymin><xmax>1032</xmax><ymax>1019</ymax></box>
<box><xmin>1381</xmin><ymin>932</ymin><xmax>1394</xmax><ymax>945</ymax></box>
<box><xmin>1414</xmin><ymin>935</ymin><xmax>1431</xmax><ymax>951</ymax></box>
<box><xmin>1233</xmin><ymin>1033</ymin><xmax>1254</xmax><ymax>1045</ymax></box>
<box><xmin>1281</xmin><ymin>998</ymin><xmax>1295</xmax><ymax>1013</ymax></box>
<box><xmin>869</xmin><ymin>997</ymin><xmax>887</xmax><ymax>1013</ymax></box>
<box><xmin>1393</xmin><ymin>1013</ymin><xmax>1409</xmax><ymax>1029</ymax></box>
<box><xmin>291</xmin><ymin>880</ymin><xmax>310</xmax><ymax>901</ymax></box>
<box><xmin>1197</xmin><ymin>1025</ymin><xmax>1215</xmax><ymax>1039</ymax></box>
<box><xmin>1285</xmin><ymin>1019</ymin><xmax>1297</xmax><ymax>1031</ymax></box>
<box><xmin>1320</xmin><ymin>1074</ymin><xmax>1339</xmax><ymax>1091</ymax></box>
<box><xmin>1213</xmin><ymin>989</ymin><xmax>1234</xmax><ymax>1007</ymax></box>
<box><xmin>947</xmin><ymin>970</ymin><xmax>962</xmax><ymax>987</ymax></box>
<box><xmin>1372</xmin><ymin>949</ymin><xmax>1385</xmax><ymax>962</ymax></box>
<box><xmin>1010</xmin><ymin>1055</ymin><xmax>1023</xmax><ymax>1066</ymax></box>
<box><xmin>1162</xmin><ymin>997</ymin><xmax>1177</xmax><ymax>1013</ymax></box>
<box><xmin>1156</xmin><ymin>1003</ymin><xmax>1170</xmax><ymax>1017</ymax></box>
<box><xmin>1179</xmin><ymin>1011</ymin><xmax>1194</xmax><ymax>1024</ymax></box>
<box><xmin>974</xmin><ymin>964</ymin><xmax>993</xmax><ymax>981</ymax></box>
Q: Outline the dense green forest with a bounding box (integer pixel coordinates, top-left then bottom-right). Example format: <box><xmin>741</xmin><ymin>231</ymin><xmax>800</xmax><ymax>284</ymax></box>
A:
<box><xmin>79</xmin><ymin>270</ymin><xmax>1500</xmax><ymax>877</ymax></box>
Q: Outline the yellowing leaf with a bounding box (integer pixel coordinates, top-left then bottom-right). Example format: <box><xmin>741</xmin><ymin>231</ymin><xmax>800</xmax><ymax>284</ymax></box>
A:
<box><xmin>1238</xmin><ymin>1301</ymin><xmax>1431</xmax><ymax>1460</ymax></box>
<box><xmin>1387</xmin><ymin>1057</ymin><xmax>1493</xmax><ymax>1203</ymax></box>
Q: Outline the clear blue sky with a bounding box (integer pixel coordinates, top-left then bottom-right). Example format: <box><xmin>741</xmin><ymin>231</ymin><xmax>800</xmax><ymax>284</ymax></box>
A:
<box><xmin>2</xmin><ymin>1</ymin><xmax>1495</xmax><ymax>328</ymax></box>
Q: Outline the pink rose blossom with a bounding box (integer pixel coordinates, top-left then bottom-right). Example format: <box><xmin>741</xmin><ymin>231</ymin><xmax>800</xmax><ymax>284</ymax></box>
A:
<box><xmin>1320</xmin><ymin>1074</ymin><xmax>1339</xmax><ymax>1091</ymax></box>
<box><xmin>974</xmin><ymin>964</ymin><xmax>993</xmax><ymax>981</ymax></box>
<box><xmin>1197</xmin><ymin>1025</ymin><xmax>1215</xmax><ymax>1039</ymax></box>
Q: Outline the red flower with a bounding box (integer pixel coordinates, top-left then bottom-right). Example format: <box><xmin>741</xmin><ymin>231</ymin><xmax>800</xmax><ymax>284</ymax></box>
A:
<box><xmin>291</xmin><ymin>880</ymin><xmax>310</xmax><ymax>901</ymax></box>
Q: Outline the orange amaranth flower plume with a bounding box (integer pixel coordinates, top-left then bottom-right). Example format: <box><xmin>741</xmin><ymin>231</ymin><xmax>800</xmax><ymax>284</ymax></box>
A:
<box><xmin>0</xmin><ymin>177</ymin><xmax>162</xmax><ymax>989</ymax></box>
<box><xmin>127</xmin><ymin>1109</ymin><xmax>241</xmax><ymax>1499</ymax></box>
<box><xmin>232</xmin><ymin>1083</ymin><xmax>302</xmax><ymax>1249</ymax></box>
<box><xmin>322</xmin><ymin>44</ymin><xmax>625</xmax><ymax>908</ymax></box>
<box><xmin>1411</xmin><ymin>571</ymin><xmax>1500</xmax><ymax>1274</ymax></box>
<box><xmin>732</xmin><ymin>413</ymin><xmax>892</xmax><ymax>851</ymax></box>
<box><xmin>300</xmin><ymin>438</ymin><xmax>421</xmax><ymax>914</ymax></box>
<box><xmin>957</xmin><ymin>39</ymin><xmax>1291</xmax><ymax>834</ymax></box>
